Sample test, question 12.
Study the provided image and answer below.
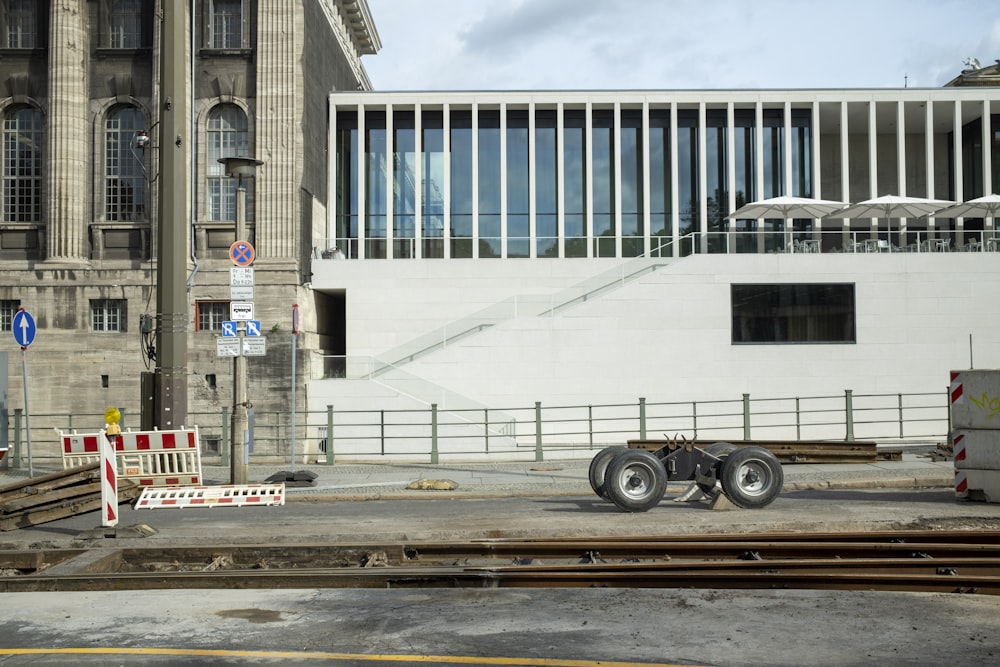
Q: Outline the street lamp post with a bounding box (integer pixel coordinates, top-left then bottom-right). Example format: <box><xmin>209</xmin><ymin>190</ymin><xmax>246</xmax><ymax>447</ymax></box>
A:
<box><xmin>219</xmin><ymin>157</ymin><xmax>262</xmax><ymax>485</ymax></box>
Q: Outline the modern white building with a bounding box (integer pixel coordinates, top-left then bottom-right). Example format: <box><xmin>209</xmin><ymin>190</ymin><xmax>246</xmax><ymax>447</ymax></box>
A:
<box><xmin>308</xmin><ymin>86</ymin><xmax>1000</xmax><ymax>440</ymax></box>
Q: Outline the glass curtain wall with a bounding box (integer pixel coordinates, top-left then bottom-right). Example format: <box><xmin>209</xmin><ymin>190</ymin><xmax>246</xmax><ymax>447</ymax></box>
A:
<box><xmin>762</xmin><ymin>108</ymin><xmax>785</xmax><ymax>252</ymax></box>
<box><xmin>706</xmin><ymin>110</ymin><xmax>727</xmax><ymax>254</ymax></box>
<box><xmin>421</xmin><ymin>110</ymin><xmax>445</xmax><ymax>258</ymax></box>
<box><xmin>563</xmin><ymin>110</ymin><xmax>587</xmax><ymax>257</ymax></box>
<box><xmin>450</xmin><ymin>110</ymin><xmax>473</xmax><ymax>258</ymax></box>
<box><xmin>790</xmin><ymin>109</ymin><xmax>814</xmax><ymax>245</ymax></box>
<box><xmin>591</xmin><ymin>110</ymin><xmax>615</xmax><ymax>257</ymax></box>
<box><xmin>393</xmin><ymin>110</ymin><xmax>416</xmax><ymax>258</ymax></box>
<box><xmin>365</xmin><ymin>110</ymin><xmax>388</xmax><ymax>258</ymax></box>
<box><xmin>506</xmin><ymin>109</ymin><xmax>530</xmax><ymax>257</ymax></box>
<box><xmin>621</xmin><ymin>110</ymin><xmax>644</xmax><ymax>256</ymax></box>
<box><xmin>478</xmin><ymin>109</ymin><xmax>501</xmax><ymax>258</ymax></box>
<box><xmin>334</xmin><ymin>111</ymin><xmax>358</xmax><ymax>257</ymax></box>
<box><xmin>535</xmin><ymin>110</ymin><xmax>558</xmax><ymax>257</ymax></box>
<box><xmin>677</xmin><ymin>110</ymin><xmax>699</xmax><ymax>256</ymax></box>
<box><xmin>733</xmin><ymin>109</ymin><xmax>757</xmax><ymax>253</ymax></box>
<box><xmin>649</xmin><ymin>109</ymin><xmax>671</xmax><ymax>256</ymax></box>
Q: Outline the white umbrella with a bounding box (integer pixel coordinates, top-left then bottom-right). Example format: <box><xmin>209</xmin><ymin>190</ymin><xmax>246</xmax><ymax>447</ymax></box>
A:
<box><xmin>728</xmin><ymin>195</ymin><xmax>848</xmax><ymax>220</ymax></box>
<box><xmin>933</xmin><ymin>194</ymin><xmax>1000</xmax><ymax>219</ymax></box>
<box><xmin>827</xmin><ymin>194</ymin><xmax>954</xmax><ymax>220</ymax></box>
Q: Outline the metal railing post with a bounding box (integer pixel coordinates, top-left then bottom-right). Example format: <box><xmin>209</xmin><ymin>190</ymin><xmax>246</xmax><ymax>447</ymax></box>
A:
<box><xmin>742</xmin><ymin>393</ymin><xmax>751</xmax><ymax>439</ymax></box>
<box><xmin>534</xmin><ymin>401</ymin><xmax>543</xmax><ymax>462</ymax></box>
<box><xmin>221</xmin><ymin>407</ymin><xmax>230</xmax><ymax>467</ymax></box>
<box><xmin>638</xmin><ymin>397</ymin><xmax>647</xmax><ymax>440</ymax></box>
<box><xmin>588</xmin><ymin>405</ymin><xmax>594</xmax><ymax>449</ymax></box>
<box><xmin>845</xmin><ymin>389</ymin><xmax>855</xmax><ymax>442</ymax></box>
<box><xmin>326</xmin><ymin>404</ymin><xmax>335</xmax><ymax>465</ymax></box>
<box><xmin>897</xmin><ymin>393</ymin><xmax>904</xmax><ymax>438</ymax></box>
<box><xmin>795</xmin><ymin>397</ymin><xmax>801</xmax><ymax>440</ymax></box>
<box><xmin>484</xmin><ymin>408</ymin><xmax>490</xmax><ymax>454</ymax></box>
<box><xmin>12</xmin><ymin>408</ymin><xmax>21</xmax><ymax>469</ymax></box>
<box><xmin>692</xmin><ymin>401</ymin><xmax>698</xmax><ymax>439</ymax></box>
<box><xmin>380</xmin><ymin>410</ymin><xmax>385</xmax><ymax>456</ymax></box>
<box><xmin>430</xmin><ymin>404</ymin><xmax>439</xmax><ymax>464</ymax></box>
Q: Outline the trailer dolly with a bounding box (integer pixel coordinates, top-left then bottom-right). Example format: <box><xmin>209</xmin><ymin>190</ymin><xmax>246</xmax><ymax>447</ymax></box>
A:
<box><xmin>588</xmin><ymin>438</ymin><xmax>784</xmax><ymax>512</ymax></box>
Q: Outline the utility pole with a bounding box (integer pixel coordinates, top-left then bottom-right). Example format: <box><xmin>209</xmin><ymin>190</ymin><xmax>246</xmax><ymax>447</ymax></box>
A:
<box><xmin>154</xmin><ymin>0</ymin><xmax>189</xmax><ymax>429</ymax></box>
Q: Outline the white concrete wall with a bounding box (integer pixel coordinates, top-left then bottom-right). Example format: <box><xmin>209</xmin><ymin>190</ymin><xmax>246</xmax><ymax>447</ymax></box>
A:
<box><xmin>308</xmin><ymin>253</ymin><xmax>1000</xmax><ymax>418</ymax></box>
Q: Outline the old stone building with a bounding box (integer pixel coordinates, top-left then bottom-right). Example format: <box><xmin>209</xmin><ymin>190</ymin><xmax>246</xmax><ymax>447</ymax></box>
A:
<box><xmin>0</xmin><ymin>1</ymin><xmax>378</xmax><ymax>448</ymax></box>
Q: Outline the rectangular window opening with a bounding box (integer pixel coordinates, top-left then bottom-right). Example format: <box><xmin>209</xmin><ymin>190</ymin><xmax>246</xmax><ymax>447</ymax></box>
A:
<box><xmin>731</xmin><ymin>283</ymin><xmax>856</xmax><ymax>344</ymax></box>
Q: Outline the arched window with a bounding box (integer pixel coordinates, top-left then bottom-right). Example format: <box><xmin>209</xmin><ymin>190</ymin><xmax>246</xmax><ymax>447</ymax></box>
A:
<box><xmin>2</xmin><ymin>105</ymin><xmax>42</xmax><ymax>222</ymax></box>
<box><xmin>207</xmin><ymin>104</ymin><xmax>250</xmax><ymax>221</ymax></box>
<box><xmin>104</xmin><ymin>106</ymin><xmax>147</xmax><ymax>221</ymax></box>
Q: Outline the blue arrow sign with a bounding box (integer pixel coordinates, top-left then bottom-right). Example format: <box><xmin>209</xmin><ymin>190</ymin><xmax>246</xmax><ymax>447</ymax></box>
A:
<box><xmin>221</xmin><ymin>321</ymin><xmax>237</xmax><ymax>337</ymax></box>
<box><xmin>12</xmin><ymin>309</ymin><xmax>36</xmax><ymax>348</ymax></box>
<box><xmin>245</xmin><ymin>320</ymin><xmax>262</xmax><ymax>337</ymax></box>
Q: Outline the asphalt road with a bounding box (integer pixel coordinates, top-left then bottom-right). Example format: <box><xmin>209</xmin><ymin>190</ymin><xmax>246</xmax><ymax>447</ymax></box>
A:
<box><xmin>2</xmin><ymin>488</ymin><xmax>1000</xmax><ymax>666</ymax></box>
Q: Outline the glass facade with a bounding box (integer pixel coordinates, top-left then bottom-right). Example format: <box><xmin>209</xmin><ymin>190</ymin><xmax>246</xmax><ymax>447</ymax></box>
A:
<box><xmin>331</xmin><ymin>94</ymin><xmax>998</xmax><ymax>260</ymax></box>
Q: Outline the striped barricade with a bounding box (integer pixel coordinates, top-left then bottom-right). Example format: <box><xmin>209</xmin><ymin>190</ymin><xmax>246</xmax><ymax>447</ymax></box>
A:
<box><xmin>134</xmin><ymin>484</ymin><xmax>285</xmax><ymax>509</ymax></box>
<box><xmin>61</xmin><ymin>427</ymin><xmax>203</xmax><ymax>487</ymax></box>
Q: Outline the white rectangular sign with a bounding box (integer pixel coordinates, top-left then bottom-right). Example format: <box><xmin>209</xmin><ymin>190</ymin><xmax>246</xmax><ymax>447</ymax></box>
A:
<box><xmin>230</xmin><ymin>302</ymin><xmax>254</xmax><ymax>321</ymax></box>
<box><xmin>229</xmin><ymin>285</ymin><xmax>254</xmax><ymax>301</ymax></box>
<box><xmin>216</xmin><ymin>338</ymin><xmax>241</xmax><ymax>357</ymax></box>
<box><xmin>230</xmin><ymin>267</ymin><xmax>255</xmax><ymax>287</ymax></box>
<box><xmin>242</xmin><ymin>337</ymin><xmax>267</xmax><ymax>356</ymax></box>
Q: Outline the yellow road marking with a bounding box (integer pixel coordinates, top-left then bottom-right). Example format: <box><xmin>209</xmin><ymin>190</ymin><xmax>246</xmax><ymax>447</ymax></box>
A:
<box><xmin>0</xmin><ymin>647</ymin><xmax>705</xmax><ymax>667</ymax></box>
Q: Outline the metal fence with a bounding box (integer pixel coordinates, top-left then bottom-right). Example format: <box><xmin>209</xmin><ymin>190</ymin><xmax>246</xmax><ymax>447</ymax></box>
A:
<box><xmin>2</xmin><ymin>388</ymin><xmax>951</xmax><ymax>470</ymax></box>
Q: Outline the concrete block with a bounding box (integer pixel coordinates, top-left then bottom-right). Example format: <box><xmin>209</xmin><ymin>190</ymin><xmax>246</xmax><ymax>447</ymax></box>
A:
<box><xmin>950</xmin><ymin>369</ymin><xmax>1000</xmax><ymax>431</ymax></box>
<box><xmin>953</xmin><ymin>429</ymin><xmax>1000</xmax><ymax>470</ymax></box>
<box><xmin>956</xmin><ymin>468</ymin><xmax>1000</xmax><ymax>503</ymax></box>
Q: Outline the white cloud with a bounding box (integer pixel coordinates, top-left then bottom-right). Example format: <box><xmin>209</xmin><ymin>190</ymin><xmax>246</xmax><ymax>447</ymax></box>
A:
<box><xmin>363</xmin><ymin>0</ymin><xmax>1000</xmax><ymax>90</ymax></box>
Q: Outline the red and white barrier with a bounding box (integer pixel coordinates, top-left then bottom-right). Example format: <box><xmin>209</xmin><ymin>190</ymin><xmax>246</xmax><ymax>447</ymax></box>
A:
<box><xmin>99</xmin><ymin>432</ymin><xmax>118</xmax><ymax>527</ymax></box>
<box><xmin>61</xmin><ymin>427</ymin><xmax>203</xmax><ymax>487</ymax></box>
<box><xmin>135</xmin><ymin>484</ymin><xmax>285</xmax><ymax>509</ymax></box>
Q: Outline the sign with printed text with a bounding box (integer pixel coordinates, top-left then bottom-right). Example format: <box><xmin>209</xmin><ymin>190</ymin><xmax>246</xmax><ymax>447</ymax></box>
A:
<box><xmin>229</xmin><ymin>285</ymin><xmax>254</xmax><ymax>301</ymax></box>
<box><xmin>242</xmin><ymin>337</ymin><xmax>267</xmax><ymax>357</ymax></box>
<box><xmin>230</xmin><ymin>302</ymin><xmax>254</xmax><ymax>321</ymax></box>
<box><xmin>216</xmin><ymin>338</ymin><xmax>241</xmax><ymax>357</ymax></box>
<box><xmin>230</xmin><ymin>267</ymin><xmax>255</xmax><ymax>286</ymax></box>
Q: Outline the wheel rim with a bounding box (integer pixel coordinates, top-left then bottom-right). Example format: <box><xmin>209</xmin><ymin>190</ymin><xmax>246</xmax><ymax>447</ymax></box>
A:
<box><xmin>731</xmin><ymin>458</ymin><xmax>772</xmax><ymax>498</ymax></box>
<box><xmin>614</xmin><ymin>460</ymin><xmax>659</xmax><ymax>500</ymax></box>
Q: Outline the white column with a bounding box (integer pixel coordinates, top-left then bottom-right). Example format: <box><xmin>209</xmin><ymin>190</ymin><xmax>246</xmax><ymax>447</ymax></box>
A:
<box><xmin>726</xmin><ymin>102</ymin><xmax>736</xmax><ymax>252</ymax></box>
<box><xmin>356</xmin><ymin>103</ymin><xmax>366</xmax><ymax>259</ymax></box>
<box><xmin>642</xmin><ymin>101</ymin><xmax>652</xmax><ymax>255</ymax></box>
<box><xmin>443</xmin><ymin>103</ymin><xmax>452</xmax><ymax>259</ymax></box>
<box><xmin>471</xmin><ymin>103</ymin><xmax>479</xmax><ymax>258</ymax></box>
<box><xmin>952</xmin><ymin>100</ymin><xmax>964</xmax><ymax>241</ymax></box>
<box><xmin>585</xmin><ymin>102</ymin><xmax>594</xmax><ymax>257</ymax></box>
<box><xmin>669</xmin><ymin>102</ymin><xmax>679</xmax><ymax>256</ymax></box>
<box><xmin>386</xmin><ymin>104</ymin><xmax>394</xmax><ymax>258</ymax></box>
<box><xmin>557</xmin><ymin>102</ymin><xmax>565</xmax><ymax>258</ymax></box>
<box><xmin>529</xmin><ymin>102</ymin><xmax>537</xmax><ymax>258</ymax></box>
<box><xmin>897</xmin><ymin>101</ymin><xmax>907</xmax><ymax>245</ymax></box>
<box><xmin>414</xmin><ymin>104</ymin><xmax>423</xmax><ymax>258</ymax></box>
<box><xmin>614</xmin><ymin>102</ymin><xmax>622</xmax><ymax>257</ymax></box>
<box><xmin>840</xmin><ymin>101</ymin><xmax>851</xmax><ymax>247</ymax></box>
<box><xmin>697</xmin><ymin>101</ymin><xmax>707</xmax><ymax>253</ymax></box>
<box><xmin>868</xmin><ymin>99</ymin><xmax>878</xmax><ymax>237</ymax></box>
<box><xmin>500</xmin><ymin>103</ymin><xmax>507</xmax><ymax>258</ymax></box>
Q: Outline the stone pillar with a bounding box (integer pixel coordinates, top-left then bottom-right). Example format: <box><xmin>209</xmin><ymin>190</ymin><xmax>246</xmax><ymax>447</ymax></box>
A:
<box><xmin>254</xmin><ymin>0</ymin><xmax>301</xmax><ymax>259</ymax></box>
<box><xmin>45</xmin><ymin>0</ymin><xmax>89</xmax><ymax>263</ymax></box>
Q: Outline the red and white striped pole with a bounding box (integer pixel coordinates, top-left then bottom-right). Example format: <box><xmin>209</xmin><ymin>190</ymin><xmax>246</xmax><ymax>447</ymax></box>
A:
<box><xmin>100</xmin><ymin>431</ymin><xmax>119</xmax><ymax>527</ymax></box>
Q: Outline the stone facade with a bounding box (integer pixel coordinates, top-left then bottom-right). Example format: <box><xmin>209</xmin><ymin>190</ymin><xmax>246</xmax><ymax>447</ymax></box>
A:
<box><xmin>0</xmin><ymin>1</ymin><xmax>378</xmax><ymax>443</ymax></box>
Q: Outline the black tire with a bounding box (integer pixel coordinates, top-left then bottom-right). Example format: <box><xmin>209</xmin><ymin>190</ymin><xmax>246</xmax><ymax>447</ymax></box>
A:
<box><xmin>719</xmin><ymin>446</ymin><xmax>784</xmax><ymax>509</ymax></box>
<box><xmin>697</xmin><ymin>442</ymin><xmax>737</xmax><ymax>495</ymax></box>
<box><xmin>604</xmin><ymin>450</ymin><xmax>668</xmax><ymax>512</ymax></box>
<box><xmin>588</xmin><ymin>446</ymin><xmax>623</xmax><ymax>501</ymax></box>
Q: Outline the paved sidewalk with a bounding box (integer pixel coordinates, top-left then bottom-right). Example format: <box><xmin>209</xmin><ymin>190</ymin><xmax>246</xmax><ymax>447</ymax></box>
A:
<box><xmin>1</xmin><ymin>451</ymin><xmax>954</xmax><ymax>500</ymax></box>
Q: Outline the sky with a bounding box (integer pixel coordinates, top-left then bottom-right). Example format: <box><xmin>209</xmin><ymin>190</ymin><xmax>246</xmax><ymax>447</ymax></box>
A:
<box><xmin>362</xmin><ymin>0</ymin><xmax>1000</xmax><ymax>91</ymax></box>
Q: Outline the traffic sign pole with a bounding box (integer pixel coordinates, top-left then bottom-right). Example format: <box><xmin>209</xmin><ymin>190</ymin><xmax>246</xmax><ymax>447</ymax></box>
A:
<box><xmin>12</xmin><ymin>309</ymin><xmax>36</xmax><ymax>477</ymax></box>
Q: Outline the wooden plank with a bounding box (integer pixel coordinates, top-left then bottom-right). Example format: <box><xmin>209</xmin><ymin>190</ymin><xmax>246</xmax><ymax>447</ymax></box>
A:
<box><xmin>0</xmin><ymin>463</ymin><xmax>101</xmax><ymax>503</ymax></box>
<box><xmin>0</xmin><ymin>482</ymin><xmax>140</xmax><ymax>532</ymax></box>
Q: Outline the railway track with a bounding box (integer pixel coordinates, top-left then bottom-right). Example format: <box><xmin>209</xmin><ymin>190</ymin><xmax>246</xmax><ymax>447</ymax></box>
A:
<box><xmin>1</xmin><ymin>529</ymin><xmax>998</xmax><ymax>594</ymax></box>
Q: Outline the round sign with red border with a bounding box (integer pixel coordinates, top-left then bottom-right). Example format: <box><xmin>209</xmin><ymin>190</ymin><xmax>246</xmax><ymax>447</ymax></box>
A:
<box><xmin>230</xmin><ymin>240</ymin><xmax>256</xmax><ymax>266</ymax></box>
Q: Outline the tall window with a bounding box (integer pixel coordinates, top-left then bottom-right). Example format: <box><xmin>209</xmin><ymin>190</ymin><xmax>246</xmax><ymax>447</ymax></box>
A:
<box><xmin>0</xmin><ymin>300</ymin><xmax>19</xmax><ymax>331</ymax></box>
<box><xmin>591</xmin><ymin>110</ymin><xmax>614</xmax><ymax>257</ymax></box>
<box><xmin>563</xmin><ymin>110</ymin><xmax>586</xmax><ymax>257</ymax></box>
<box><xmin>392</xmin><ymin>111</ymin><xmax>416</xmax><ymax>258</ymax></box>
<box><xmin>207</xmin><ymin>104</ymin><xmax>250</xmax><ymax>221</ymax></box>
<box><xmin>2</xmin><ymin>106</ymin><xmax>42</xmax><ymax>222</ymax></box>
<box><xmin>421</xmin><ymin>110</ymin><xmax>445</xmax><ymax>258</ymax></box>
<box><xmin>649</xmin><ymin>109</ymin><xmax>672</xmax><ymax>256</ymax></box>
<box><xmin>478</xmin><ymin>109</ymin><xmax>501</xmax><ymax>258</ymax></box>
<box><xmin>450</xmin><ymin>110</ymin><xmax>473</xmax><ymax>258</ymax></box>
<box><xmin>109</xmin><ymin>0</ymin><xmax>144</xmax><ymax>49</ymax></box>
<box><xmin>621</xmin><ymin>110</ymin><xmax>644</xmax><ymax>257</ymax></box>
<box><xmin>365</xmin><ymin>110</ymin><xmax>387</xmax><ymax>258</ymax></box>
<box><xmin>506</xmin><ymin>110</ymin><xmax>530</xmax><ymax>258</ymax></box>
<box><xmin>3</xmin><ymin>0</ymin><xmax>37</xmax><ymax>49</ymax></box>
<box><xmin>196</xmin><ymin>301</ymin><xmax>229</xmax><ymax>332</ymax></box>
<box><xmin>535</xmin><ymin>110</ymin><xmax>558</xmax><ymax>257</ymax></box>
<box><xmin>209</xmin><ymin>0</ymin><xmax>244</xmax><ymax>49</ymax></box>
<box><xmin>105</xmin><ymin>106</ymin><xmax>146</xmax><ymax>221</ymax></box>
<box><xmin>91</xmin><ymin>299</ymin><xmax>127</xmax><ymax>332</ymax></box>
